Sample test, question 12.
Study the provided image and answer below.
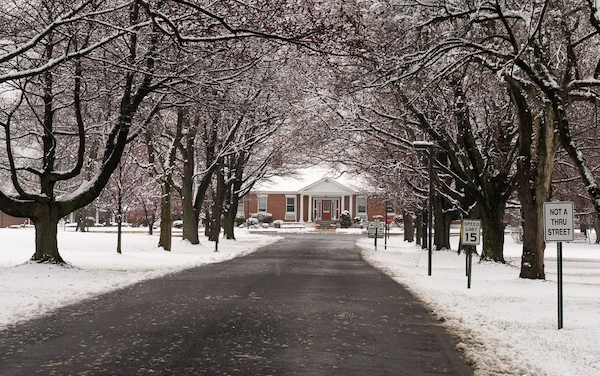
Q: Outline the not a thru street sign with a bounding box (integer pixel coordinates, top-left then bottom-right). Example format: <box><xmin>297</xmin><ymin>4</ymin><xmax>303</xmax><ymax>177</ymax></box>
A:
<box><xmin>544</xmin><ymin>201</ymin><xmax>574</xmax><ymax>242</ymax></box>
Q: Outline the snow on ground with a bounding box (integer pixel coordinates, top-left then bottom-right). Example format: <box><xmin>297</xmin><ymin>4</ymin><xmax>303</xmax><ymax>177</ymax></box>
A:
<box><xmin>0</xmin><ymin>227</ymin><xmax>280</xmax><ymax>330</ymax></box>
<box><xmin>2</xmin><ymin>226</ymin><xmax>600</xmax><ymax>376</ymax></box>
<box><xmin>358</xmin><ymin>233</ymin><xmax>600</xmax><ymax>376</ymax></box>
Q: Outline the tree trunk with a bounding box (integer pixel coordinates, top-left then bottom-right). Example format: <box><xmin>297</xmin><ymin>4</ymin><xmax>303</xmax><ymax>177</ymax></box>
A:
<box><xmin>76</xmin><ymin>209</ymin><xmax>85</xmax><ymax>232</ymax></box>
<box><xmin>180</xmin><ymin>125</ymin><xmax>199</xmax><ymax>244</ymax></box>
<box><xmin>117</xmin><ymin>184</ymin><xmax>123</xmax><ymax>254</ymax></box>
<box><xmin>223</xmin><ymin>208</ymin><xmax>236</xmax><ymax>240</ymax></box>
<box><xmin>159</xmin><ymin>183</ymin><xmax>173</xmax><ymax>251</ymax></box>
<box><xmin>148</xmin><ymin>213</ymin><xmax>155</xmax><ymax>235</ymax></box>
<box><xmin>594</xmin><ymin>213</ymin><xmax>600</xmax><ymax>244</ymax></box>
<box><xmin>480</xmin><ymin>200</ymin><xmax>506</xmax><ymax>262</ymax></box>
<box><xmin>117</xmin><ymin>220</ymin><xmax>122</xmax><ymax>254</ymax></box>
<box><xmin>31</xmin><ymin>206</ymin><xmax>64</xmax><ymax>263</ymax></box>
<box><xmin>415</xmin><ymin>211</ymin><xmax>422</xmax><ymax>246</ymax></box>
<box><xmin>421</xmin><ymin>210</ymin><xmax>428</xmax><ymax>248</ymax></box>
<box><xmin>210</xmin><ymin>166</ymin><xmax>224</xmax><ymax>242</ymax></box>
<box><xmin>433</xmin><ymin>195</ymin><xmax>451</xmax><ymax>250</ymax></box>
<box><xmin>510</xmin><ymin>84</ymin><xmax>558</xmax><ymax>279</ymax></box>
<box><xmin>181</xmin><ymin>177</ymin><xmax>199</xmax><ymax>244</ymax></box>
<box><xmin>403</xmin><ymin>210</ymin><xmax>414</xmax><ymax>242</ymax></box>
<box><xmin>519</xmin><ymin>196</ymin><xmax>547</xmax><ymax>279</ymax></box>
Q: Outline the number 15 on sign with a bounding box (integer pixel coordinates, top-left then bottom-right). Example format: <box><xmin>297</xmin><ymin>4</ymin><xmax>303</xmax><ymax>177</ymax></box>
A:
<box><xmin>462</xmin><ymin>220</ymin><xmax>481</xmax><ymax>245</ymax></box>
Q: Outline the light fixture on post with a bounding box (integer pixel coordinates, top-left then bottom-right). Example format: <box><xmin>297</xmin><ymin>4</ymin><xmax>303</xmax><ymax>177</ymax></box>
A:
<box><xmin>413</xmin><ymin>141</ymin><xmax>434</xmax><ymax>276</ymax></box>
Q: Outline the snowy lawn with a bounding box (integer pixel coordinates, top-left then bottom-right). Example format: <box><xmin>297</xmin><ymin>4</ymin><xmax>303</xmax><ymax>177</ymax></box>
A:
<box><xmin>3</xmin><ymin>227</ymin><xmax>599</xmax><ymax>376</ymax></box>
<box><xmin>358</xmin><ymin>234</ymin><xmax>600</xmax><ymax>376</ymax></box>
<box><xmin>0</xmin><ymin>227</ymin><xmax>280</xmax><ymax>330</ymax></box>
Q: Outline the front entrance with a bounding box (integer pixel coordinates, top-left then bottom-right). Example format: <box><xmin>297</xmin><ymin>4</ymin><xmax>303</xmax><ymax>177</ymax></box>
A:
<box><xmin>314</xmin><ymin>198</ymin><xmax>339</xmax><ymax>221</ymax></box>
<box><xmin>322</xmin><ymin>200</ymin><xmax>331</xmax><ymax>220</ymax></box>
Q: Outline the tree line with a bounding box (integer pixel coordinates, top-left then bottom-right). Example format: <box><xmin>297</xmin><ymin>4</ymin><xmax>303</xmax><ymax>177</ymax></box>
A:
<box><xmin>315</xmin><ymin>0</ymin><xmax>600</xmax><ymax>280</ymax></box>
<box><xmin>0</xmin><ymin>0</ymin><xmax>353</xmax><ymax>262</ymax></box>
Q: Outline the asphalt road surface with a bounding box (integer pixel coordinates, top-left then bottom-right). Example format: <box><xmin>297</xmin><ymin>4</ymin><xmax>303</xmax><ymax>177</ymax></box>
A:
<box><xmin>0</xmin><ymin>234</ymin><xmax>473</xmax><ymax>376</ymax></box>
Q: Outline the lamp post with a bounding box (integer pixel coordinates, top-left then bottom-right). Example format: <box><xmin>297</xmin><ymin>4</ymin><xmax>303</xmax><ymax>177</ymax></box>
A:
<box><xmin>413</xmin><ymin>141</ymin><xmax>434</xmax><ymax>276</ymax></box>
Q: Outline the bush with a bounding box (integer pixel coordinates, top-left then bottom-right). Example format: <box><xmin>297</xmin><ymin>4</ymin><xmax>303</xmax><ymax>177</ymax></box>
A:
<box><xmin>235</xmin><ymin>213</ymin><xmax>245</xmax><ymax>226</ymax></box>
<box><xmin>251</xmin><ymin>212</ymin><xmax>272</xmax><ymax>223</ymax></box>
<box><xmin>273</xmin><ymin>219</ymin><xmax>284</xmax><ymax>228</ymax></box>
<box><xmin>339</xmin><ymin>210</ymin><xmax>352</xmax><ymax>228</ymax></box>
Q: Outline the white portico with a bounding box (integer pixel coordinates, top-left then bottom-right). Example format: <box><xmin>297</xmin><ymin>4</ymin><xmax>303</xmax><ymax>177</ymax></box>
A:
<box><xmin>299</xmin><ymin>178</ymin><xmax>356</xmax><ymax>223</ymax></box>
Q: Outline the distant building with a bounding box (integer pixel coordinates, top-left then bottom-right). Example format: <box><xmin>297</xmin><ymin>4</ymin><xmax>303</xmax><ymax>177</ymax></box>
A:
<box><xmin>240</xmin><ymin>168</ymin><xmax>395</xmax><ymax>224</ymax></box>
<box><xmin>0</xmin><ymin>211</ymin><xmax>28</xmax><ymax>228</ymax></box>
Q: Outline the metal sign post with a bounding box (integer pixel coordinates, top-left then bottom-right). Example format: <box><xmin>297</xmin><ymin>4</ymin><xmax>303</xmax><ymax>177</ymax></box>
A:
<box><xmin>368</xmin><ymin>220</ymin><xmax>384</xmax><ymax>250</ymax></box>
<box><xmin>462</xmin><ymin>220</ymin><xmax>481</xmax><ymax>289</ymax></box>
<box><xmin>557</xmin><ymin>241</ymin><xmax>563</xmax><ymax>330</ymax></box>
<box><xmin>543</xmin><ymin>201</ymin><xmax>574</xmax><ymax>330</ymax></box>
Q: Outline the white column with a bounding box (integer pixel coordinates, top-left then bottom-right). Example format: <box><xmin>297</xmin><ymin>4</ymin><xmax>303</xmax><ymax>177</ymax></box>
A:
<box><xmin>308</xmin><ymin>195</ymin><xmax>313</xmax><ymax>222</ymax></box>
<box><xmin>342</xmin><ymin>195</ymin><xmax>346</xmax><ymax>212</ymax></box>
<box><xmin>350</xmin><ymin>195</ymin><xmax>354</xmax><ymax>218</ymax></box>
<box><xmin>300</xmin><ymin>194</ymin><xmax>304</xmax><ymax>223</ymax></box>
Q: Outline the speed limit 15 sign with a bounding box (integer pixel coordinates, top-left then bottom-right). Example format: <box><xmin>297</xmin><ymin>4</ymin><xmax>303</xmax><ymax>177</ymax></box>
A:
<box><xmin>462</xmin><ymin>219</ymin><xmax>481</xmax><ymax>245</ymax></box>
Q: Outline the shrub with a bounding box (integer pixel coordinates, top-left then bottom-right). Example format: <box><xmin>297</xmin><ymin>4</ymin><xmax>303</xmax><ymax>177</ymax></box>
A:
<box><xmin>235</xmin><ymin>213</ymin><xmax>245</xmax><ymax>226</ymax></box>
<box><xmin>339</xmin><ymin>210</ymin><xmax>352</xmax><ymax>228</ymax></box>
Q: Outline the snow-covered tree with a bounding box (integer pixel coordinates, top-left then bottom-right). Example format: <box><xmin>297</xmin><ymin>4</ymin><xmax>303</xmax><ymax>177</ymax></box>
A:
<box><xmin>337</xmin><ymin>0</ymin><xmax>600</xmax><ymax>279</ymax></box>
<box><xmin>0</xmin><ymin>0</ymin><xmax>334</xmax><ymax>263</ymax></box>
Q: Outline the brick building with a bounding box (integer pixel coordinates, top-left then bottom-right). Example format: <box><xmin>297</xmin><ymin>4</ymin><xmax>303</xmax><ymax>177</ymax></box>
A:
<box><xmin>240</xmin><ymin>169</ymin><xmax>394</xmax><ymax>224</ymax></box>
<box><xmin>0</xmin><ymin>211</ymin><xmax>28</xmax><ymax>228</ymax></box>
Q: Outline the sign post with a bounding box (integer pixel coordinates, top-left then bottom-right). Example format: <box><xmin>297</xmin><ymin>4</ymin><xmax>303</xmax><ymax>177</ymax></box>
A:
<box><xmin>368</xmin><ymin>219</ymin><xmax>384</xmax><ymax>250</ymax></box>
<box><xmin>462</xmin><ymin>219</ymin><xmax>481</xmax><ymax>289</ymax></box>
<box><xmin>543</xmin><ymin>201</ymin><xmax>574</xmax><ymax>330</ymax></box>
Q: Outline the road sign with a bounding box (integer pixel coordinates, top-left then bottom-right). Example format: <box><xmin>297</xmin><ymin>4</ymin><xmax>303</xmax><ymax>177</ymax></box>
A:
<box><xmin>462</xmin><ymin>219</ymin><xmax>481</xmax><ymax>245</ymax></box>
<box><xmin>544</xmin><ymin>202</ymin><xmax>574</xmax><ymax>242</ymax></box>
<box><xmin>367</xmin><ymin>221</ymin><xmax>384</xmax><ymax>238</ymax></box>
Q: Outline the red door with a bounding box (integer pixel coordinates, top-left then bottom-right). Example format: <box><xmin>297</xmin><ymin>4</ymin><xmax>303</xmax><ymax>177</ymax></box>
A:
<box><xmin>322</xmin><ymin>200</ymin><xmax>331</xmax><ymax>220</ymax></box>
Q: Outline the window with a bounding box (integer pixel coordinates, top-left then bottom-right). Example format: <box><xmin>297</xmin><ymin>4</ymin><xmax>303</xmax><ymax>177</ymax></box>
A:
<box><xmin>237</xmin><ymin>200</ymin><xmax>244</xmax><ymax>214</ymax></box>
<box><xmin>357</xmin><ymin>196</ymin><xmax>367</xmax><ymax>214</ymax></box>
<box><xmin>258</xmin><ymin>196</ymin><xmax>267</xmax><ymax>212</ymax></box>
<box><xmin>286</xmin><ymin>196</ymin><xmax>295</xmax><ymax>213</ymax></box>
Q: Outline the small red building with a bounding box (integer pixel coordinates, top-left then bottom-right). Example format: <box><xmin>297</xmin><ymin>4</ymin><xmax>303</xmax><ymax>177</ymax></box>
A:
<box><xmin>0</xmin><ymin>211</ymin><xmax>28</xmax><ymax>228</ymax></box>
<box><xmin>241</xmin><ymin>169</ymin><xmax>393</xmax><ymax>224</ymax></box>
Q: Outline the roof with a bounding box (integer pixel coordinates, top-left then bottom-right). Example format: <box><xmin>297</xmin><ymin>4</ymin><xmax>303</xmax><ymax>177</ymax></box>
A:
<box><xmin>252</xmin><ymin>166</ymin><xmax>367</xmax><ymax>194</ymax></box>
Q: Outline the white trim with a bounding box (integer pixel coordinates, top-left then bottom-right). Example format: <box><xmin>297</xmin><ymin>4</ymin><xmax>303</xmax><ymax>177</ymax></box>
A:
<box><xmin>299</xmin><ymin>177</ymin><xmax>357</xmax><ymax>194</ymax></box>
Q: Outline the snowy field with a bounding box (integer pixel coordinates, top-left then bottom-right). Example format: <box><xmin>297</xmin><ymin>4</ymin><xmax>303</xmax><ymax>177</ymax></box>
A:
<box><xmin>358</xmin><ymin>233</ymin><xmax>600</xmax><ymax>376</ymax></box>
<box><xmin>0</xmin><ymin>227</ymin><xmax>280</xmax><ymax>329</ymax></box>
<box><xmin>2</xmin><ymin>227</ymin><xmax>599</xmax><ymax>376</ymax></box>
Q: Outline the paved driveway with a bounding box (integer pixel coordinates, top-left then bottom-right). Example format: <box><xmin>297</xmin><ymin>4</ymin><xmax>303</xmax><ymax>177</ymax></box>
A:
<box><xmin>0</xmin><ymin>233</ymin><xmax>472</xmax><ymax>375</ymax></box>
